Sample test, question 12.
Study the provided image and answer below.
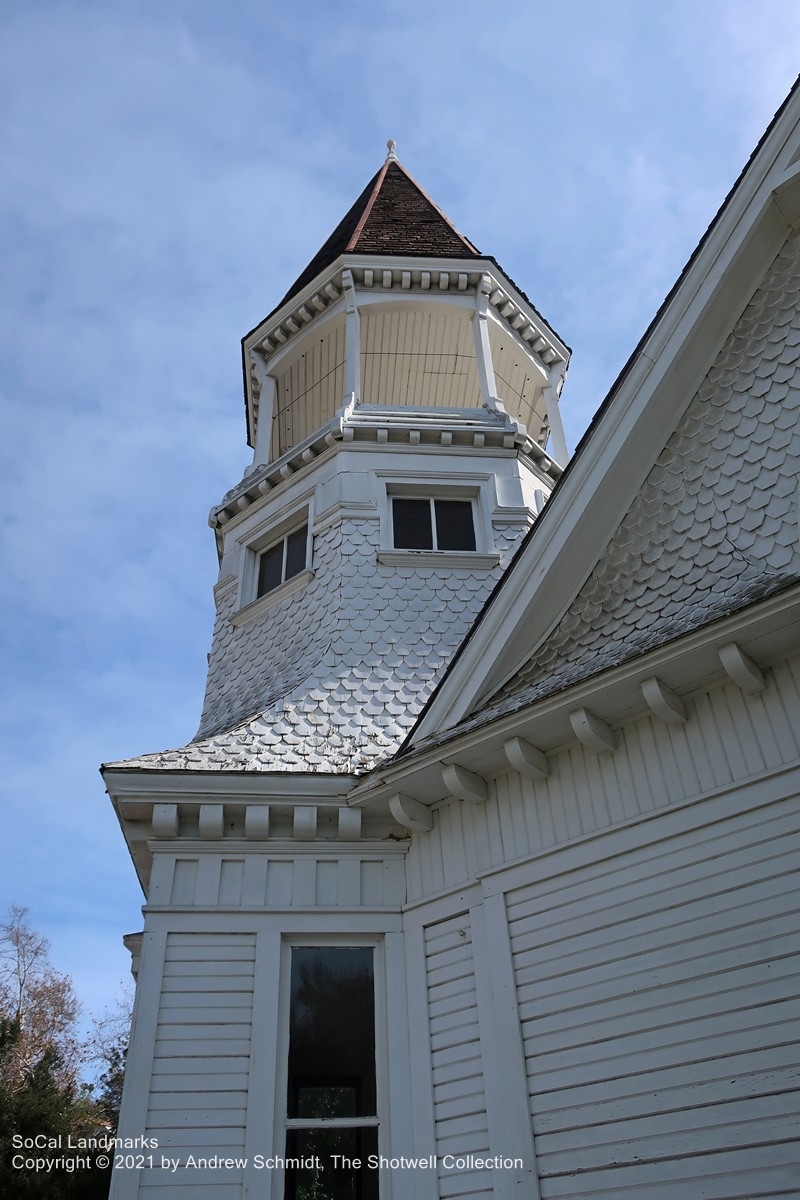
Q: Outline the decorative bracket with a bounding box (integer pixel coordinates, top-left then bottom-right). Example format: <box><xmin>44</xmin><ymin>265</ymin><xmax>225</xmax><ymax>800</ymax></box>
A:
<box><xmin>641</xmin><ymin>676</ymin><xmax>687</xmax><ymax>726</ymax></box>
<box><xmin>442</xmin><ymin>763</ymin><xmax>488</xmax><ymax>804</ymax></box>
<box><xmin>389</xmin><ymin>793</ymin><xmax>433</xmax><ymax>832</ymax></box>
<box><xmin>719</xmin><ymin>643</ymin><xmax>766</xmax><ymax>695</ymax></box>
<box><xmin>504</xmin><ymin>737</ymin><xmax>549</xmax><ymax>780</ymax></box>
<box><xmin>569</xmin><ymin>707</ymin><xmax>617</xmax><ymax>754</ymax></box>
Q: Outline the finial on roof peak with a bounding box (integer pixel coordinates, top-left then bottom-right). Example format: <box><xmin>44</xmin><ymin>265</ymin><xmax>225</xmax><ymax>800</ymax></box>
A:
<box><xmin>386</xmin><ymin>138</ymin><xmax>398</xmax><ymax>162</ymax></box>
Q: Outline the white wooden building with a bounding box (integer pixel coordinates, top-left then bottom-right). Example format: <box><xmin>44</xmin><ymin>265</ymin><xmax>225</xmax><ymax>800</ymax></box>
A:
<box><xmin>105</xmin><ymin>87</ymin><xmax>800</xmax><ymax>1200</ymax></box>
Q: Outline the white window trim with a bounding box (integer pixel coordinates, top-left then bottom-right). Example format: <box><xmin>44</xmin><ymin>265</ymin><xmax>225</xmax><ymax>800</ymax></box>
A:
<box><xmin>272</xmin><ymin>935</ymin><xmax>389</xmax><ymax>1200</ymax></box>
<box><xmin>375</xmin><ymin>473</ymin><xmax>499</xmax><ymax>569</ymax></box>
<box><xmin>233</xmin><ymin>501</ymin><xmax>314</xmax><ymax>624</ymax></box>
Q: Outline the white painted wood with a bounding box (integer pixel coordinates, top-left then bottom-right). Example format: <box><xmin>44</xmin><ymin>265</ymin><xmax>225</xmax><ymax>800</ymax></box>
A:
<box><xmin>569</xmin><ymin>707</ymin><xmax>617</xmax><ymax>753</ymax></box>
<box><xmin>504</xmin><ymin>736</ymin><xmax>549</xmax><ymax>779</ymax></box>
<box><xmin>402</xmin><ymin>925</ymin><xmax>439</xmax><ymax>1200</ymax></box>
<box><xmin>719</xmin><ymin>640</ymin><xmax>767</xmax><ymax>694</ymax></box>
<box><xmin>251</xmin><ymin>357</ymin><xmax>276</xmax><ymax>466</ymax></box>
<box><xmin>337</xmin><ymin>805</ymin><xmax>361</xmax><ymax>839</ymax></box>
<box><xmin>641</xmin><ymin>675</ymin><xmax>687</xmax><ymax>724</ymax></box>
<box><xmin>152</xmin><ymin>804</ymin><xmax>178</xmax><ymax>838</ymax></box>
<box><xmin>293</xmin><ymin>806</ymin><xmax>317</xmax><ymax>840</ymax></box>
<box><xmin>473</xmin><ymin>275</ymin><xmax>500</xmax><ymax>410</ymax></box>
<box><xmin>244</xmin><ymin>806</ymin><xmax>270</xmax><ymax>840</ymax></box>
<box><xmin>198</xmin><ymin>804</ymin><xmax>224</xmax><ymax>840</ymax></box>
<box><xmin>471</xmin><ymin>895</ymin><xmax>541</xmax><ymax>1199</ymax></box>
<box><xmin>442</xmin><ymin>763</ymin><xmax>487</xmax><ymax>804</ymax></box>
<box><xmin>424</xmin><ymin>913</ymin><xmax>492</xmax><ymax>1198</ymax></box>
<box><xmin>242</xmin><ymin>932</ymin><xmax>281</xmax><ymax>1200</ymax></box>
<box><xmin>390</xmin><ymin>792</ymin><xmax>433</xmax><ymax>831</ymax></box>
<box><xmin>505</xmin><ymin>788</ymin><xmax>800</xmax><ymax>1199</ymax></box>
<box><xmin>383</xmin><ymin>931</ymin><xmax>417</xmax><ymax>1200</ymax></box>
<box><xmin>109</xmin><ymin>928</ymin><xmax>168</xmax><ymax>1200</ymax></box>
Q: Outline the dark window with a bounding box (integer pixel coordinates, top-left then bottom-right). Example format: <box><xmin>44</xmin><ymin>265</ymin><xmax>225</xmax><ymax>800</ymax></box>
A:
<box><xmin>434</xmin><ymin>499</ymin><xmax>476</xmax><ymax>551</ymax></box>
<box><xmin>392</xmin><ymin>498</ymin><xmax>432</xmax><ymax>549</ymax></box>
<box><xmin>257</xmin><ymin>525</ymin><xmax>308</xmax><ymax>598</ymax></box>
<box><xmin>285</xmin><ymin>947</ymin><xmax>378</xmax><ymax>1200</ymax></box>
<box><xmin>391</xmin><ymin>497</ymin><xmax>475</xmax><ymax>551</ymax></box>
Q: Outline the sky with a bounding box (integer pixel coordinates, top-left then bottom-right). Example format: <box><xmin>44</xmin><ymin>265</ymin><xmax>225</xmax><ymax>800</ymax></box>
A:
<box><xmin>1</xmin><ymin>0</ymin><xmax>800</xmax><ymax>1035</ymax></box>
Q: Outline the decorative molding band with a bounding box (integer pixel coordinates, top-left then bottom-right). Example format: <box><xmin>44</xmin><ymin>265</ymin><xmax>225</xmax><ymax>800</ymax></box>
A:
<box><xmin>212</xmin><ymin>420</ymin><xmax>559</xmax><ymax>530</ymax></box>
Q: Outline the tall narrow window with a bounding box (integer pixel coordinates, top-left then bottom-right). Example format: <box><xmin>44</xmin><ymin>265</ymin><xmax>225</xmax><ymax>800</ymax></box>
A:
<box><xmin>257</xmin><ymin>525</ymin><xmax>308</xmax><ymax>598</ymax></box>
<box><xmin>284</xmin><ymin>946</ymin><xmax>378</xmax><ymax>1200</ymax></box>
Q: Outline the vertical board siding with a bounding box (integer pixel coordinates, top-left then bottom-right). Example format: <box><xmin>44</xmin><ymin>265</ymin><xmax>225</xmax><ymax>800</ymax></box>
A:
<box><xmin>361</xmin><ymin>309</ymin><xmax>481</xmax><ymax>409</ymax></box>
<box><xmin>139</xmin><ymin>933</ymin><xmax>256</xmax><ymax>1192</ymax></box>
<box><xmin>506</xmin><ymin>795</ymin><xmax>800</xmax><ymax>1199</ymax></box>
<box><xmin>407</xmin><ymin>656</ymin><xmax>800</xmax><ymax>903</ymax></box>
<box><xmin>424</xmin><ymin>914</ymin><xmax>492</xmax><ymax>1199</ymax></box>
<box><xmin>275</xmin><ymin>319</ymin><xmax>346</xmax><ymax>455</ymax></box>
<box><xmin>161</xmin><ymin>854</ymin><xmax>406</xmax><ymax>908</ymax></box>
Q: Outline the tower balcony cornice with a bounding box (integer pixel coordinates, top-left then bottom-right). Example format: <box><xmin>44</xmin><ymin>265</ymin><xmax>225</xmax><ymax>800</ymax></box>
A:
<box><xmin>242</xmin><ymin>254</ymin><xmax>570</xmax><ymax>449</ymax></box>
<box><xmin>209</xmin><ymin>407</ymin><xmax>561</xmax><ymax>551</ymax></box>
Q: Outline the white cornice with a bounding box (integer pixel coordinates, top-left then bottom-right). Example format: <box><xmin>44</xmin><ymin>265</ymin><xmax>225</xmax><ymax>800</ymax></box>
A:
<box><xmin>412</xmin><ymin>85</ymin><xmax>800</xmax><ymax>741</ymax></box>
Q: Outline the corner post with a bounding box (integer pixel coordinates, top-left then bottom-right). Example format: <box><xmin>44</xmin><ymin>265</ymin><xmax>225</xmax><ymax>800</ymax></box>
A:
<box><xmin>251</xmin><ymin>350</ymin><xmax>276</xmax><ymax>466</ymax></box>
<box><xmin>543</xmin><ymin>360</ymin><xmax>568</xmax><ymax>466</ymax></box>
<box><xmin>473</xmin><ymin>273</ymin><xmax>506</xmax><ymax>415</ymax></box>
<box><xmin>341</xmin><ymin>268</ymin><xmax>361</xmax><ymax>415</ymax></box>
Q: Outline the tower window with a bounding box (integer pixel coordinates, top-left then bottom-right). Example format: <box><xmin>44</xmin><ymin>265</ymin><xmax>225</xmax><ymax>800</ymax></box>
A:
<box><xmin>392</xmin><ymin>497</ymin><xmax>476</xmax><ymax>551</ymax></box>
<box><xmin>257</xmin><ymin>524</ymin><xmax>309</xmax><ymax>598</ymax></box>
<box><xmin>284</xmin><ymin>946</ymin><xmax>379</xmax><ymax>1200</ymax></box>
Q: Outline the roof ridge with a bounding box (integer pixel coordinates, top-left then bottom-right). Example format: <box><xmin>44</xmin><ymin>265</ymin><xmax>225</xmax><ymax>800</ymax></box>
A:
<box><xmin>345</xmin><ymin>158</ymin><xmax>392</xmax><ymax>251</ymax></box>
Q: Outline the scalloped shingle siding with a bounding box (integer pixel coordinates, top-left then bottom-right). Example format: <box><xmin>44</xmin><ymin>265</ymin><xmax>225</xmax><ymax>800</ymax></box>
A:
<box><xmin>117</xmin><ymin>516</ymin><xmax>524</xmax><ymax>773</ymax></box>
<box><xmin>483</xmin><ymin>230</ymin><xmax>800</xmax><ymax>719</ymax></box>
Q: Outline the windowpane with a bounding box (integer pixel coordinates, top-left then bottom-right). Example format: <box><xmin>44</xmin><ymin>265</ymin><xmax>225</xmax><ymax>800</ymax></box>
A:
<box><xmin>285</xmin><ymin>525</ymin><xmax>308</xmax><ymax>580</ymax></box>
<box><xmin>285</xmin><ymin>1127</ymin><xmax>379</xmax><ymax>1200</ymax></box>
<box><xmin>434</xmin><ymin>499</ymin><xmax>476</xmax><ymax>551</ymax></box>
<box><xmin>287</xmin><ymin>947</ymin><xmax>376</xmax><ymax>1119</ymax></box>
<box><xmin>257</xmin><ymin>542</ymin><xmax>284</xmax><ymax>597</ymax></box>
<box><xmin>392</xmin><ymin>498</ymin><xmax>432</xmax><ymax>549</ymax></box>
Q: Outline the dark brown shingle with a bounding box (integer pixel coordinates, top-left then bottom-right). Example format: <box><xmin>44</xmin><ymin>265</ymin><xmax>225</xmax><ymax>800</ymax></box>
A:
<box><xmin>275</xmin><ymin>159</ymin><xmax>480</xmax><ymax>311</ymax></box>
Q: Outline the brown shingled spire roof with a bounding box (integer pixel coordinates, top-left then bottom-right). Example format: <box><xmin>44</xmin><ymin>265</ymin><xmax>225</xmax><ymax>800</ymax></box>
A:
<box><xmin>275</xmin><ymin>150</ymin><xmax>481</xmax><ymax>311</ymax></box>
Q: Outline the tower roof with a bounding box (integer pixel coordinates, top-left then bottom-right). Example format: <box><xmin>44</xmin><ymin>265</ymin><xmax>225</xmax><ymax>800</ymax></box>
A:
<box><xmin>275</xmin><ymin>151</ymin><xmax>482</xmax><ymax>311</ymax></box>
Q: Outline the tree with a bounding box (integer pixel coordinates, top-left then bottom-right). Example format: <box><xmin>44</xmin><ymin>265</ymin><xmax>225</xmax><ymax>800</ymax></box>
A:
<box><xmin>0</xmin><ymin>906</ymin><xmax>82</xmax><ymax>1093</ymax></box>
<box><xmin>0</xmin><ymin>907</ymin><xmax>128</xmax><ymax>1199</ymax></box>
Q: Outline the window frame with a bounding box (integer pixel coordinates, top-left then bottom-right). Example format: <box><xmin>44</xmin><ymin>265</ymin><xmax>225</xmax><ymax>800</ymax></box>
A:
<box><xmin>376</xmin><ymin>474</ymin><xmax>500</xmax><ymax>569</ymax></box>
<box><xmin>233</xmin><ymin>503</ymin><xmax>314</xmax><ymax>625</ymax></box>
<box><xmin>274</xmin><ymin>936</ymin><xmax>387</xmax><ymax>1200</ymax></box>
<box><xmin>256</xmin><ymin>523</ymin><xmax>310</xmax><ymax>599</ymax></box>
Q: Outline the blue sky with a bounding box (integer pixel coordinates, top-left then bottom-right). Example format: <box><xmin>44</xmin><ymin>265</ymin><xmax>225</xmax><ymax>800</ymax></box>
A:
<box><xmin>1</xmin><ymin>0</ymin><xmax>799</xmax><ymax>1032</ymax></box>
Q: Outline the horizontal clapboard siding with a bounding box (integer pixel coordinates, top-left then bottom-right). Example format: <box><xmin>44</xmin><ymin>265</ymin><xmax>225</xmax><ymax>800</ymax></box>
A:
<box><xmin>140</xmin><ymin>933</ymin><xmax>256</xmax><ymax>1190</ymax></box>
<box><xmin>425</xmin><ymin>914</ymin><xmax>492</xmax><ymax>1199</ymax></box>
<box><xmin>508</xmin><ymin>793</ymin><xmax>800</xmax><ymax>1199</ymax></box>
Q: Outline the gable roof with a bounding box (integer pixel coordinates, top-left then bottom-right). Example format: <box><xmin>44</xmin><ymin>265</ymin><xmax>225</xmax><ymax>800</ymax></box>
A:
<box><xmin>274</xmin><ymin>156</ymin><xmax>481</xmax><ymax>311</ymax></box>
<box><xmin>408</xmin><ymin>74</ymin><xmax>800</xmax><ymax>747</ymax></box>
